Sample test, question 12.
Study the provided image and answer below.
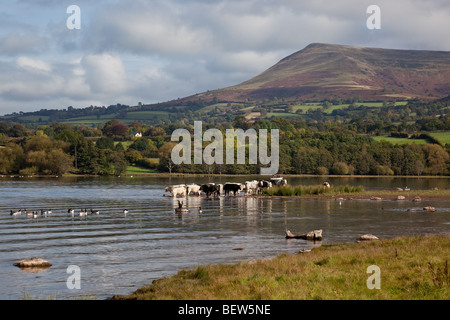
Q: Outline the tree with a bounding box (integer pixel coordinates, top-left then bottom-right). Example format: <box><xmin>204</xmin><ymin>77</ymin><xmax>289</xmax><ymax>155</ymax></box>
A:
<box><xmin>125</xmin><ymin>149</ymin><xmax>143</xmax><ymax>164</ymax></box>
<box><xmin>422</xmin><ymin>144</ymin><xmax>450</xmax><ymax>175</ymax></box>
<box><xmin>111</xmin><ymin>151</ymin><xmax>128</xmax><ymax>176</ymax></box>
<box><xmin>402</xmin><ymin>144</ymin><xmax>425</xmax><ymax>176</ymax></box>
<box><xmin>9</xmin><ymin>124</ymin><xmax>27</xmax><ymax>137</ymax></box>
<box><xmin>129</xmin><ymin>138</ymin><xmax>157</xmax><ymax>157</ymax></box>
<box><xmin>76</xmin><ymin>140</ymin><xmax>98</xmax><ymax>174</ymax></box>
<box><xmin>96</xmin><ymin>137</ymin><xmax>115</xmax><ymax>150</ymax></box>
<box><xmin>103</xmin><ymin>119</ymin><xmax>128</xmax><ymax>137</ymax></box>
<box><xmin>0</xmin><ymin>144</ymin><xmax>24</xmax><ymax>174</ymax></box>
<box><xmin>331</xmin><ymin>162</ymin><xmax>349</xmax><ymax>175</ymax></box>
<box><xmin>158</xmin><ymin>142</ymin><xmax>178</xmax><ymax>174</ymax></box>
<box><xmin>47</xmin><ymin>149</ymin><xmax>74</xmax><ymax>175</ymax></box>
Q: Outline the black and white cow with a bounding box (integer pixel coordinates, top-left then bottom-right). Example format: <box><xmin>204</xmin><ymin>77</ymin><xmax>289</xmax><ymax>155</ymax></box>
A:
<box><xmin>200</xmin><ymin>183</ymin><xmax>221</xmax><ymax>198</ymax></box>
<box><xmin>257</xmin><ymin>180</ymin><xmax>273</xmax><ymax>194</ymax></box>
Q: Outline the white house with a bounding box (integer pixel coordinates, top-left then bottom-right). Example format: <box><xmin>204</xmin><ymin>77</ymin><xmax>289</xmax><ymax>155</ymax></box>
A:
<box><xmin>131</xmin><ymin>131</ymin><xmax>142</xmax><ymax>138</ymax></box>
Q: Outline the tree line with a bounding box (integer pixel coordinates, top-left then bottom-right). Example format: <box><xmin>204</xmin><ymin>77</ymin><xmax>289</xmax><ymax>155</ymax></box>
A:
<box><xmin>0</xmin><ymin>115</ymin><xmax>449</xmax><ymax>177</ymax></box>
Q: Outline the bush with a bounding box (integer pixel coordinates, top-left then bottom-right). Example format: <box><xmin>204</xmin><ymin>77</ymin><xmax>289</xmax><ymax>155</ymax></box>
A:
<box><xmin>316</xmin><ymin>166</ymin><xmax>329</xmax><ymax>175</ymax></box>
<box><xmin>374</xmin><ymin>165</ymin><xmax>394</xmax><ymax>176</ymax></box>
<box><xmin>331</xmin><ymin>162</ymin><xmax>349</xmax><ymax>175</ymax></box>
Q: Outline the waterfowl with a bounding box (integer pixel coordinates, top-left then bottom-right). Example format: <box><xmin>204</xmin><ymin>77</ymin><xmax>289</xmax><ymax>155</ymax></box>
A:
<box><xmin>175</xmin><ymin>201</ymin><xmax>189</xmax><ymax>214</ymax></box>
<box><xmin>199</xmin><ymin>207</ymin><xmax>202</xmax><ymax>213</ymax></box>
<box><xmin>41</xmin><ymin>209</ymin><xmax>49</xmax><ymax>216</ymax></box>
<box><xmin>90</xmin><ymin>209</ymin><xmax>100</xmax><ymax>215</ymax></box>
<box><xmin>10</xmin><ymin>210</ymin><xmax>21</xmax><ymax>216</ymax></box>
<box><xmin>79</xmin><ymin>209</ymin><xmax>88</xmax><ymax>217</ymax></box>
<box><xmin>33</xmin><ymin>211</ymin><xmax>39</xmax><ymax>219</ymax></box>
<box><xmin>68</xmin><ymin>209</ymin><xmax>75</xmax><ymax>214</ymax></box>
<box><xmin>123</xmin><ymin>209</ymin><xmax>129</xmax><ymax>214</ymax></box>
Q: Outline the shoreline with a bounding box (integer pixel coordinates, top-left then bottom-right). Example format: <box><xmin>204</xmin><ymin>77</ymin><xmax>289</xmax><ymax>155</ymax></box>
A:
<box><xmin>111</xmin><ymin>234</ymin><xmax>450</xmax><ymax>300</ymax></box>
<box><xmin>2</xmin><ymin>173</ymin><xmax>450</xmax><ymax>179</ymax></box>
<box><xmin>1</xmin><ymin>174</ymin><xmax>450</xmax><ymax>201</ymax></box>
<box><xmin>257</xmin><ymin>191</ymin><xmax>450</xmax><ymax>201</ymax></box>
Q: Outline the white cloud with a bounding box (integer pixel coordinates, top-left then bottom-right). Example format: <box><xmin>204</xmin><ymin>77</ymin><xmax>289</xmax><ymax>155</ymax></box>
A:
<box><xmin>0</xmin><ymin>31</ymin><xmax>47</xmax><ymax>56</ymax></box>
<box><xmin>16</xmin><ymin>56</ymin><xmax>52</xmax><ymax>73</ymax></box>
<box><xmin>0</xmin><ymin>0</ymin><xmax>449</xmax><ymax>114</ymax></box>
<box><xmin>81</xmin><ymin>54</ymin><xmax>128</xmax><ymax>94</ymax></box>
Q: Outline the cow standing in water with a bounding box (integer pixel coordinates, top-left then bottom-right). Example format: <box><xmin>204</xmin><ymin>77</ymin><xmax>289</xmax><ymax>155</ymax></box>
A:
<box><xmin>165</xmin><ymin>185</ymin><xmax>186</xmax><ymax>197</ymax></box>
<box><xmin>200</xmin><ymin>183</ymin><xmax>221</xmax><ymax>198</ymax></box>
<box><xmin>257</xmin><ymin>180</ymin><xmax>272</xmax><ymax>194</ymax></box>
<box><xmin>223</xmin><ymin>183</ymin><xmax>243</xmax><ymax>196</ymax></box>
<box><xmin>186</xmin><ymin>184</ymin><xmax>201</xmax><ymax>196</ymax></box>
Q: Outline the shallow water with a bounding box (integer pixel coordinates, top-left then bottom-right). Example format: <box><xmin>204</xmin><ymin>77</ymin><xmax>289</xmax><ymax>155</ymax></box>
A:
<box><xmin>0</xmin><ymin>176</ymin><xmax>449</xmax><ymax>300</ymax></box>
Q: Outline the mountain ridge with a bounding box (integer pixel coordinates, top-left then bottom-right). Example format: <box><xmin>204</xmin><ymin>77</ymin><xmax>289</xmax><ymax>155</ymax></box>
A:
<box><xmin>161</xmin><ymin>43</ymin><xmax>450</xmax><ymax>105</ymax></box>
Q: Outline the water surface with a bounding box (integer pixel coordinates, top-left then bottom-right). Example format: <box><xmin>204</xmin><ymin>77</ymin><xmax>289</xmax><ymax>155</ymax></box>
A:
<box><xmin>0</xmin><ymin>176</ymin><xmax>448</xmax><ymax>299</ymax></box>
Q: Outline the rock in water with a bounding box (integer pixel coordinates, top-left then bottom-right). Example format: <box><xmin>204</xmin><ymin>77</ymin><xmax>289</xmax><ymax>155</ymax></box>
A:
<box><xmin>14</xmin><ymin>257</ymin><xmax>52</xmax><ymax>268</ymax></box>
<box><xmin>285</xmin><ymin>229</ymin><xmax>323</xmax><ymax>241</ymax></box>
<box><xmin>306</xmin><ymin>230</ymin><xmax>323</xmax><ymax>241</ymax></box>
<box><xmin>357</xmin><ymin>234</ymin><xmax>379</xmax><ymax>242</ymax></box>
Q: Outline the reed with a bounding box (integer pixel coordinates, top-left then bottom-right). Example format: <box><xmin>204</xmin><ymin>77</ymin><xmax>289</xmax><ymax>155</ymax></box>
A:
<box><xmin>264</xmin><ymin>184</ymin><xmax>364</xmax><ymax>197</ymax></box>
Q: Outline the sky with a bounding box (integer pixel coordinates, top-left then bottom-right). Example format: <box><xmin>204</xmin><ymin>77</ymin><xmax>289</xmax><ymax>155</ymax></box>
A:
<box><xmin>0</xmin><ymin>0</ymin><xmax>449</xmax><ymax>115</ymax></box>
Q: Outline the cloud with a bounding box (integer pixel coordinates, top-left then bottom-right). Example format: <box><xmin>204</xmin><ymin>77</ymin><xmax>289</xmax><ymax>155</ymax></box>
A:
<box><xmin>0</xmin><ymin>31</ymin><xmax>48</xmax><ymax>56</ymax></box>
<box><xmin>81</xmin><ymin>54</ymin><xmax>128</xmax><ymax>94</ymax></box>
<box><xmin>0</xmin><ymin>0</ymin><xmax>450</xmax><ymax>114</ymax></box>
<box><xmin>16</xmin><ymin>56</ymin><xmax>52</xmax><ymax>73</ymax></box>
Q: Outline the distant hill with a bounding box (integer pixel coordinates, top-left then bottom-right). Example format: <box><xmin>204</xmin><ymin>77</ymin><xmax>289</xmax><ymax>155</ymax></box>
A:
<box><xmin>2</xmin><ymin>43</ymin><xmax>449</xmax><ymax>126</ymax></box>
<box><xmin>167</xmin><ymin>43</ymin><xmax>450</xmax><ymax>105</ymax></box>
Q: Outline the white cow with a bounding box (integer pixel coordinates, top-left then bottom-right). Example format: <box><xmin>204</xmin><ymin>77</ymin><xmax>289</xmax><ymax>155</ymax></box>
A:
<box><xmin>186</xmin><ymin>184</ymin><xmax>201</xmax><ymax>196</ymax></box>
<box><xmin>165</xmin><ymin>185</ymin><xmax>186</xmax><ymax>197</ymax></box>
<box><xmin>244</xmin><ymin>180</ymin><xmax>259</xmax><ymax>195</ymax></box>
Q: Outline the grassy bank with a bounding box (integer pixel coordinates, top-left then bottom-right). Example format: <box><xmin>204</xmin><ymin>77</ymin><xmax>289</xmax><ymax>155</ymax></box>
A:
<box><xmin>112</xmin><ymin>235</ymin><xmax>450</xmax><ymax>300</ymax></box>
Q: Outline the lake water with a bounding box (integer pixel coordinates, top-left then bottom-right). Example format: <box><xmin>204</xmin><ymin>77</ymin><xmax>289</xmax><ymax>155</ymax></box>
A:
<box><xmin>0</xmin><ymin>176</ymin><xmax>449</xmax><ymax>300</ymax></box>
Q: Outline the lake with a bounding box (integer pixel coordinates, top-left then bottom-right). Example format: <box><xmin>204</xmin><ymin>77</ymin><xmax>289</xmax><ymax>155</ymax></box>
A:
<box><xmin>0</xmin><ymin>176</ymin><xmax>449</xmax><ymax>300</ymax></box>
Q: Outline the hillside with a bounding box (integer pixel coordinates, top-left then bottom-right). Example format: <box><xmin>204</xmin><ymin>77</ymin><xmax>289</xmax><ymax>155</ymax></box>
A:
<box><xmin>1</xmin><ymin>43</ymin><xmax>449</xmax><ymax>126</ymax></box>
<box><xmin>179</xmin><ymin>43</ymin><xmax>450</xmax><ymax>104</ymax></box>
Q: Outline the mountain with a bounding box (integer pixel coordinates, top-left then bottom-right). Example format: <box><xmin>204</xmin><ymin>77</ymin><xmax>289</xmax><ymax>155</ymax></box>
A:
<box><xmin>172</xmin><ymin>43</ymin><xmax>450</xmax><ymax>104</ymax></box>
<box><xmin>2</xmin><ymin>43</ymin><xmax>449</xmax><ymax>126</ymax></box>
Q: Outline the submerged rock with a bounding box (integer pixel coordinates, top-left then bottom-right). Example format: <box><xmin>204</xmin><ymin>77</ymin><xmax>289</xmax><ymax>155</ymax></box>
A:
<box><xmin>423</xmin><ymin>206</ymin><xmax>436</xmax><ymax>212</ymax></box>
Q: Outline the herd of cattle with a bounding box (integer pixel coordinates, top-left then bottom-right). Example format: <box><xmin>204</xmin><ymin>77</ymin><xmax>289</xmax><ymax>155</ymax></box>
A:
<box><xmin>164</xmin><ymin>177</ymin><xmax>288</xmax><ymax>198</ymax></box>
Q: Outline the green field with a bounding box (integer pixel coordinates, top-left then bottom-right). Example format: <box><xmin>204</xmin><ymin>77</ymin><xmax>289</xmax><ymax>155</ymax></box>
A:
<box><xmin>124</xmin><ymin>111</ymin><xmax>170</xmax><ymax>120</ymax></box>
<box><xmin>429</xmin><ymin>132</ymin><xmax>450</xmax><ymax>145</ymax></box>
<box><xmin>372</xmin><ymin>136</ymin><xmax>428</xmax><ymax>145</ymax></box>
<box><xmin>114</xmin><ymin>141</ymin><xmax>133</xmax><ymax>149</ymax></box>
<box><xmin>56</xmin><ymin>110</ymin><xmax>171</xmax><ymax>127</ymax></box>
<box><xmin>125</xmin><ymin>166</ymin><xmax>159</xmax><ymax>175</ymax></box>
<box><xmin>290</xmin><ymin>101</ymin><xmax>408</xmax><ymax>115</ymax></box>
<box><xmin>267</xmin><ymin>112</ymin><xmax>299</xmax><ymax>118</ymax></box>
